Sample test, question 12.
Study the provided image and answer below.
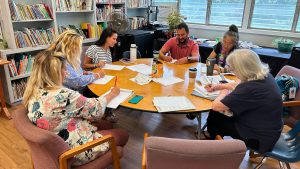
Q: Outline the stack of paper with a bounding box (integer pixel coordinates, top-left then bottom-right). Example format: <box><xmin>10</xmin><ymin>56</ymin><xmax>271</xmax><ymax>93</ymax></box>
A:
<box><xmin>192</xmin><ymin>83</ymin><xmax>220</xmax><ymax>100</ymax></box>
<box><xmin>126</xmin><ymin>64</ymin><xmax>152</xmax><ymax>75</ymax></box>
<box><xmin>92</xmin><ymin>75</ymin><xmax>114</xmax><ymax>84</ymax></box>
<box><xmin>152</xmin><ymin>77</ymin><xmax>184</xmax><ymax>86</ymax></box>
<box><xmin>102</xmin><ymin>64</ymin><xmax>125</xmax><ymax>71</ymax></box>
<box><xmin>102</xmin><ymin>88</ymin><xmax>134</xmax><ymax>109</ymax></box>
<box><xmin>153</xmin><ymin>96</ymin><xmax>196</xmax><ymax>112</ymax></box>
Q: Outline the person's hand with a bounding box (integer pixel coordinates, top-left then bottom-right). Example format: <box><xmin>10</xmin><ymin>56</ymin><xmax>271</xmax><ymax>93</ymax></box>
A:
<box><xmin>175</xmin><ymin>57</ymin><xmax>188</xmax><ymax>64</ymax></box>
<box><xmin>205</xmin><ymin>84</ymin><xmax>216</xmax><ymax>92</ymax></box>
<box><xmin>109</xmin><ymin>87</ymin><xmax>120</xmax><ymax>98</ymax></box>
<box><xmin>83</xmin><ymin>71</ymin><xmax>89</xmax><ymax>75</ymax></box>
<box><xmin>93</xmin><ymin>70</ymin><xmax>105</xmax><ymax>79</ymax></box>
<box><xmin>163</xmin><ymin>56</ymin><xmax>172</xmax><ymax>62</ymax></box>
<box><xmin>97</xmin><ymin>61</ymin><xmax>106</xmax><ymax>68</ymax></box>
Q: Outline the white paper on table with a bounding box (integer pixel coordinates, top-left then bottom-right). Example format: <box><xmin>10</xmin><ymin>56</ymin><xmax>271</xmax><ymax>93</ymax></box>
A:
<box><xmin>130</xmin><ymin>73</ymin><xmax>152</xmax><ymax>85</ymax></box>
<box><xmin>126</xmin><ymin>64</ymin><xmax>152</xmax><ymax>75</ymax></box>
<box><xmin>169</xmin><ymin>59</ymin><xmax>177</xmax><ymax>64</ymax></box>
<box><xmin>198</xmin><ymin>75</ymin><xmax>234</xmax><ymax>85</ymax></box>
<box><xmin>102</xmin><ymin>88</ymin><xmax>134</xmax><ymax>109</ymax></box>
<box><xmin>92</xmin><ymin>75</ymin><xmax>114</xmax><ymax>84</ymax></box>
<box><xmin>152</xmin><ymin>77</ymin><xmax>184</xmax><ymax>86</ymax></box>
<box><xmin>102</xmin><ymin>64</ymin><xmax>125</xmax><ymax>71</ymax></box>
<box><xmin>153</xmin><ymin>96</ymin><xmax>195</xmax><ymax>112</ymax></box>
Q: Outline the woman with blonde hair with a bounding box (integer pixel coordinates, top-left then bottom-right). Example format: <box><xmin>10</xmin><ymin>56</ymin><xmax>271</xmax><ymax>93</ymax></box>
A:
<box><xmin>57</xmin><ymin>30</ymin><xmax>105</xmax><ymax>96</ymax></box>
<box><xmin>23</xmin><ymin>32</ymin><xmax>129</xmax><ymax>166</ymax></box>
<box><xmin>205</xmin><ymin>49</ymin><xmax>283</xmax><ymax>154</ymax></box>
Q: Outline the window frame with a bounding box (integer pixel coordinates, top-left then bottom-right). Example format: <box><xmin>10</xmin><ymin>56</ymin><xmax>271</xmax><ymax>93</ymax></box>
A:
<box><xmin>177</xmin><ymin>0</ymin><xmax>300</xmax><ymax>37</ymax></box>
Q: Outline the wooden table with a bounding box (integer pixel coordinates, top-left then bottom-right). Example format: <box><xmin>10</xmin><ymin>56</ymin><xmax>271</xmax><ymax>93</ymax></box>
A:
<box><xmin>0</xmin><ymin>59</ymin><xmax>11</xmax><ymax>119</ymax></box>
<box><xmin>89</xmin><ymin>59</ymin><xmax>221</xmax><ymax>139</ymax></box>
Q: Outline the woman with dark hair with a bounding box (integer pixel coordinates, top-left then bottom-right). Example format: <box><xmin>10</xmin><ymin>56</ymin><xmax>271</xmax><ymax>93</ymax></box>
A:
<box><xmin>83</xmin><ymin>28</ymin><xmax>118</xmax><ymax>69</ymax></box>
<box><xmin>207</xmin><ymin>24</ymin><xmax>239</xmax><ymax>73</ymax></box>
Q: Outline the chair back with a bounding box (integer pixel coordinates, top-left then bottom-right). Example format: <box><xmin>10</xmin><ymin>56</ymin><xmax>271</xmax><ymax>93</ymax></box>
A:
<box><xmin>276</xmin><ymin>65</ymin><xmax>300</xmax><ymax>126</ymax></box>
<box><xmin>122</xmin><ymin>50</ymin><xmax>141</xmax><ymax>59</ymax></box>
<box><xmin>144</xmin><ymin>137</ymin><xmax>246</xmax><ymax>169</ymax></box>
<box><xmin>12</xmin><ymin>106</ymin><xmax>71</xmax><ymax>169</ymax></box>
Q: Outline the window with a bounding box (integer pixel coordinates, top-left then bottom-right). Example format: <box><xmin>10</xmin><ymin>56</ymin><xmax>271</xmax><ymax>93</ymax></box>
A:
<box><xmin>153</xmin><ymin>0</ymin><xmax>178</xmax><ymax>23</ymax></box>
<box><xmin>297</xmin><ymin>13</ymin><xmax>300</xmax><ymax>32</ymax></box>
<box><xmin>180</xmin><ymin>0</ymin><xmax>207</xmax><ymax>24</ymax></box>
<box><xmin>210</xmin><ymin>0</ymin><xmax>245</xmax><ymax>26</ymax></box>
<box><xmin>250</xmin><ymin>0</ymin><xmax>297</xmax><ymax>31</ymax></box>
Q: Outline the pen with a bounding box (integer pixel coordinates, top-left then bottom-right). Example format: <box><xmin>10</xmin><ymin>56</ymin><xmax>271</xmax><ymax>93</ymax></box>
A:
<box><xmin>114</xmin><ymin>76</ymin><xmax>118</xmax><ymax>87</ymax></box>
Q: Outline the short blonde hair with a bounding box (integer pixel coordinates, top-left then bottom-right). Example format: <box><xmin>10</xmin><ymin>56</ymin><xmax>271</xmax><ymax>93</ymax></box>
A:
<box><xmin>48</xmin><ymin>30</ymin><xmax>83</xmax><ymax>70</ymax></box>
<box><xmin>226</xmin><ymin>49</ymin><xmax>269</xmax><ymax>82</ymax></box>
<box><xmin>23</xmin><ymin>50</ymin><xmax>66</xmax><ymax>107</ymax></box>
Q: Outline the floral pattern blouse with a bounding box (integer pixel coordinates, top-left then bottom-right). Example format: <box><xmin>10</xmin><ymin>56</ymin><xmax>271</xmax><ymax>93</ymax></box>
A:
<box><xmin>27</xmin><ymin>87</ymin><xmax>109</xmax><ymax>166</ymax></box>
<box><xmin>63</xmin><ymin>62</ymin><xmax>95</xmax><ymax>91</ymax></box>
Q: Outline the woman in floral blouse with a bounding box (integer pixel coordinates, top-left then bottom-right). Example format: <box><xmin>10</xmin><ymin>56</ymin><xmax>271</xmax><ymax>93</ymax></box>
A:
<box><xmin>23</xmin><ymin>31</ymin><xmax>129</xmax><ymax>166</ymax></box>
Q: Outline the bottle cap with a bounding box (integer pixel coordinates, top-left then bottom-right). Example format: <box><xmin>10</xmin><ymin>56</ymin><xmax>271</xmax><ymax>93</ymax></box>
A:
<box><xmin>131</xmin><ymin>44</ymin><xmax>136</xmax><ymax>47</ymax></box>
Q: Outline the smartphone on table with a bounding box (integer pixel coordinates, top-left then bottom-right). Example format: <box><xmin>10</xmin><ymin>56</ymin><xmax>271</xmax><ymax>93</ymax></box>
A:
<box><xmin>128</xmin><ymin>95</ymin><xmax>144</xmax><ymax>104</ymax></box>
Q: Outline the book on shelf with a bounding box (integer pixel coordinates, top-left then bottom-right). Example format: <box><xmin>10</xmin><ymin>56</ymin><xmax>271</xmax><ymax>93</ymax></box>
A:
<box><xmin>14</xmin><ymin>27</ymin><xmax>55</xmax><ymax>48</ymax></box>
<box><xmin>96</xmin><ymin>0</ymin><xmax>125</xmax><ymax>3</ymax></box>
<box><xmin>56</xmin><ymin>0</ymin><xmax>93</xmax><ymax>11</ymax></box>
<box><xmin>7</xmin><ymin>54</ymin><xmax>35</xmax><ymax>77</ymax></box>
<box><xmin>9</xmin><ymin>1</ymin><xmax>53</xmax><ymax>21</ymax></box>
<box><xmin>12</xmin><ymin>78</ymin><xmax>27</xmax><ymax>101</ymax></box>
<box><xmin>127</xmin><ymin>0</ymin><xmax>149</xmax><ymax>8</ymax></box>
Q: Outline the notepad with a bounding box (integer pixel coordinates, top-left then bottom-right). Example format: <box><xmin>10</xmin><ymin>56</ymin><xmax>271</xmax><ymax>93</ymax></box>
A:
<box><xmin>153</xmin><ymin>96</ymin><xmax>195</xmax><ymax>112</ymax></box>
<box><xmin>92</xmin><ymin>75</ymin><xmax>114</xmax><ymax>84</ymax></box>
<box><xmin>152</xmin><ymin>77</ymin><xmax>184</xmax><ymax>86</ymax></box>
<box><xmin>102</xmin><ymin>64</ymin><xmax>125</xmax><ymax>71</ymax></box>
<box><xmin>102</xmin><ymin>88</ymin><xmax>134</xmax><ymax>109</ymax></box>
<box><xmin>198</xmin><ymin>75</ymin><xmax>234</xmax><ymax>86</ymax></box>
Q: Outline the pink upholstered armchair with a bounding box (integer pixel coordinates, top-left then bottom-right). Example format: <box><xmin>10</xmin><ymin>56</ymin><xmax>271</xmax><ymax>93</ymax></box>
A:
<box><xmin>142</xmin><ymin>133</ymin><xmax>246</xmax><ymax>169</ymax></box>
<box><xmin>276</xmin><ymin>65</ymin><xmax>300</xmax><ymax>128</ymax></box>
<box><xmin>12</xmin><ymin>106</ymin><xmax>122</xmax><ymax>169</ymax></box>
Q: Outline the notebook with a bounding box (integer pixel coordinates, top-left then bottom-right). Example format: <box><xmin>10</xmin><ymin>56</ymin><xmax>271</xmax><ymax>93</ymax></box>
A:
<box><xmin>192</xmin><ymin>83</ymin><xmax>220</xmax><ymax>100</ymax></box>
<box><xmin>102</xmin><ymin>88</ymin><xmax>134</xmax><ymax>109</ymax></box>
<box><xmin>153</xmin><ymin>96</ymin><xmax>196</xmax><ymax>112</ymax></box>
<box><xmin>92</xmin><ymin>75</ymin><xmax>114</xmax><ymax>84</ymax></box>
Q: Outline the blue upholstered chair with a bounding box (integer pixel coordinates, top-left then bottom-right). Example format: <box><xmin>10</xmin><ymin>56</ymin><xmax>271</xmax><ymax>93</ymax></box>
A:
<box><xmin>252</xmin><ymin>120</ymin><xmax>300</xmax><ymax>169</ymax></box>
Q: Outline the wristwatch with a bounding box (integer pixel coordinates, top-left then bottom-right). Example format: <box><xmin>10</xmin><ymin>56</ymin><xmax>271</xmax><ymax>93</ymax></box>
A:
<box><xmin>187</xmin><ymin>56</ymin><xmax>192</xmax><ymax>63</ymax></box>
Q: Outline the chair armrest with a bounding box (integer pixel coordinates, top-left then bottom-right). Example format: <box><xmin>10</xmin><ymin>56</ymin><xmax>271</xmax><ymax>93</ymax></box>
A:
<box><xmin>59</xmin><ymin>134</ymin><xmax>120</xmax><ymax>169</ymax></box>
<box><xmin>142</xmin><ymin>133</ymin><xmax>149</xmax><ymax>169</ymax></box>
<box><xmin>283</xmin><ymin>100</ymin><xmax>300</xmax><ymax>107</ymax></box>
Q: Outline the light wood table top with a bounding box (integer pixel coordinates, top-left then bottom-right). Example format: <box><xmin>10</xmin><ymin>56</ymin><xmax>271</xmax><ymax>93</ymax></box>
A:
<box><xmin>89</xmin><ymin>58</ymin><xmax>223</xmax><ymax>114</ymax></box>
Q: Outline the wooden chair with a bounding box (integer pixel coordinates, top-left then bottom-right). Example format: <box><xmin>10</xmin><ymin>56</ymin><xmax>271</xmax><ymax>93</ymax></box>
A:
<box><xmin>142</xmin><ymin>133</ymin><xmax>246</xmax><ymax>169</ymax></box>
<box><xmin>12</xmin><ymin>106</ymin><xmax>122</xmax><ymax>169</ymax></box>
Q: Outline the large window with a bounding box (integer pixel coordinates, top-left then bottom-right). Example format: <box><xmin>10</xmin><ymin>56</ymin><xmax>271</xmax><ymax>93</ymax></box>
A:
<box><xmin>297</xmin><ymin>13</ymin><xmax>300</xmax><ymax>32</ymax></box>
<box><xmin>250</xmin><ymin>0</ymin><xmax>297</xmax><ymax>31</ymax></box>
<box><xmin>180</xmin><ymin>0</ymin><xmax>207</xmax><ymax>24</ymax></box>
<box><xmin>210</xmin><ymin>0</ymin><xmax>245</xmax><ymax>26</ymax></box>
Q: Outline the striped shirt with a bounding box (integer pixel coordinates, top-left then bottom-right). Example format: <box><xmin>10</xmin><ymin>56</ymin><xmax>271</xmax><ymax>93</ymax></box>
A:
<box><xmin>85</xmin><ymin>45</ymin><xmax>112</xmax><ymax>64</ymax></box>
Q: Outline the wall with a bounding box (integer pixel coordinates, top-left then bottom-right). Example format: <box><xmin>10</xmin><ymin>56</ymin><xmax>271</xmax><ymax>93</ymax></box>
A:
<box><xmin>189</xmin><ymin>24</ymin><xmax>300</xmax><ymax>48</ymax></box>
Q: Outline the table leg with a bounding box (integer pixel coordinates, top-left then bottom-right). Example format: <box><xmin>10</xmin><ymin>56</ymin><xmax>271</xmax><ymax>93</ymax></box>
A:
<box><xmin>0</xmin><ymin>77</ymin><xmax>11</xmax><ymax>119</ymax></box>
<box><xmin>196</xmin><ymin>113</ymin><xmax>202</xmax><ymax>139</ymax></box>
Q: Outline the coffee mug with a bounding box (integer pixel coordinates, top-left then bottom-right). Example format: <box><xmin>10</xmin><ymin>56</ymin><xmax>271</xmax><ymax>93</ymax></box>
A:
<box><xmin>206</xmin><ymin>58</ymin><xmax>216</xmax><ymax>76</ymax></box>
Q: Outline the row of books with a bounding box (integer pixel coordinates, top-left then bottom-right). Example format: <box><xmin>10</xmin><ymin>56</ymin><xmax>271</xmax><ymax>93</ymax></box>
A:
<box><xmin>56</xmin><ymin>0</ymin><xmax>93</xmax><ymax>11</ymax></box>
<box><xmin>58</xmin><ymin>23</ymin><xmax>97</xmax><ymax>39</ymax></box>
<box><xmin>96</xmin><ymin>0</ymin><xmax>125</xmax><ymax>3</ymax></box>
<box><xmin>14</xmin><ymin>28</ymin><xmax>55</xmax><ymax>48</ymax></box>
<box><xmin>129</xmin><ymin>17</ymin><xmax>146</xmax><ymax>30</ymax></box>
<box><xmin>9</xmin><ymin>1</ymin><xmax>53</xmax><ymax>21</ymax></box>
<box><xmin>8</xmin><ymin>54</ymin><xmax>34</xmax><ymax>77</ymax></box>
<box><xmin>96</xmin><ymin>5</ymin><xmax>125</xmax><ymax>21</ymax></box>
<box><xmin>127</xmin><ymin>0</ymin><xmax>149</xmax><ymax>8</ymax></box>
<box><xmin>12</xmin><ymin>78</ymin><xmax>27</xmax><ymax>101</ymax></box>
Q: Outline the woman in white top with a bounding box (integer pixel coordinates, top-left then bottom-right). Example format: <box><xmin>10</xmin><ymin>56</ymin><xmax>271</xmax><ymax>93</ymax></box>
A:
<box><xmin>83</xmin><ymin>28</ymin><xmax>118</xmax><ymax>69</ymax></box>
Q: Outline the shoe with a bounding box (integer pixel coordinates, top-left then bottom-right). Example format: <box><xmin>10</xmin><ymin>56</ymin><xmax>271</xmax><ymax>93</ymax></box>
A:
<box><xmin>186</xmin><ymin>113</ymin><xmax>196</xmax><ymax>120</ymax></box>
<box><xmin>105</xmin><ymin>113</ymin><xmax>119</xmax><ymax>123</ymax></box>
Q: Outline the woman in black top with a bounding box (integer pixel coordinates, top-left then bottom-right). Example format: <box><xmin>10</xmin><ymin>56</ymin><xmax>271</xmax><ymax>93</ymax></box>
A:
<box><xmin>207</xmin><ymin>24</ymin><xmax>239</xmax><ymax>73</ymax></box>
<box><xmin>205</xmin><ymin>49</ymin><xmax>283</xmax><ymax>154</ymax></box>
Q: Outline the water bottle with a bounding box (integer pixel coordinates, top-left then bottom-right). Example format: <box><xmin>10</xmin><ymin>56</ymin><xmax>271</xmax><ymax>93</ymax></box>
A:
<box><xmin>206</xmin><ymin>58</ymin><xmax>216</xmax><ymax>76</ymax></box>
<box><xmin>130</xmin><ymin>44</ymin><xmax>137</xmax><ymax>62</ymax></box>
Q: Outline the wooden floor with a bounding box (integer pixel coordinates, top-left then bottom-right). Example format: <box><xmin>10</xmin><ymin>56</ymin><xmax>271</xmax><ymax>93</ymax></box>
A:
<box><xmin>1</xmin><ymin>105</ymin><xmax>300</xmax><ymax>169</ymax></box>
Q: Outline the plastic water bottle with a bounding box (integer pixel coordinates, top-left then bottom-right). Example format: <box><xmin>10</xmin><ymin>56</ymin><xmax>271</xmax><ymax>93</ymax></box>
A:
<box><xmin>130</xmin><ymin>44</ymin><xmax>137</xmax><ymax>62</ymax></box>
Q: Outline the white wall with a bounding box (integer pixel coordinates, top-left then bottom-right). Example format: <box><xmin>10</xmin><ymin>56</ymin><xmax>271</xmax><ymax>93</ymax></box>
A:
<box><xmin>188</xmin><ymin>24</ymin><xmax>300</xmax><ymax>48</ymax></box>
